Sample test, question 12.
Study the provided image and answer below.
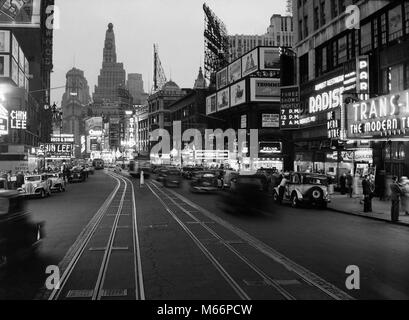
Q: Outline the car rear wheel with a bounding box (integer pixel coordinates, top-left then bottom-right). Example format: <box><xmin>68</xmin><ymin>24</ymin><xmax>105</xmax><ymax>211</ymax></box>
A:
<box><xmin>291</xmin><ymin>193</ymin><xmax>299</xmax><ymax>208</ymax></box>
<box><xmin>308</xmin><ymin>187</ymin><xmax>324</xmax><ymax>202</ymax></box>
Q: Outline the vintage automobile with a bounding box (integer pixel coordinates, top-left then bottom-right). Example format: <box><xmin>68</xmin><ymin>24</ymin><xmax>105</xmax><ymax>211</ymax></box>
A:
<box><xmin>190</xmin><ymin>171</ymin><xmax>219</xmax><ymax>193</ymax></box>
<box><xmin>0</xmin><ymin>190</ymin><xmax>44</xmax><ymax>266</ymax></box>
<box><xmin>220</xmin><ymin>174</ymin><xmax>268</xmax><ymax>214</ymax></box>
<box><xmin>45</xmin><ymin>173</ymin><xmax>66</xmax><ymax>192</ymax></box>
<box><xmin>222</xmin><ymin>170</ymin><xmax>239</xmax><ymax>189</ymax></box>
<box><xmin>272</xmin><ymin>172</ymin><xmax>330</xmax><ymax>208</ymax></box>
<box><xmin>68</xmin><ymin>166</ymin><xmax>86</xmax><ymax>183</ymax></box>
<box><xmin>17</xmin><ymin>174</ymin><xmax>52</xmax><ymax>198</ymax></box>
<box><xmin>162</xmin><ymin>169</ymin><xmax>182</xmax><ymax>187</ymax></box>
<box><xmin>181</xmin><ymin>166</ymin><xmax>203</xmax><ymax>179</ymax></box>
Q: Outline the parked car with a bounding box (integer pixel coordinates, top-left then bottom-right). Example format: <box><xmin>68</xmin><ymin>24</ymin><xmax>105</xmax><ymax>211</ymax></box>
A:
<box><xmin>68</xmin><ymin>166</ymin><xmax>86</xmax><ymax>183</ymax></box>
<box><xmin>0</xmin><ymin>190</ymin><xmax>44</xmax><ymax>267</ymax></box>
<box><xmin>190</xmin><ymin>171</ymin><xmax>219</xmax><ymax>193</ymax></box>
<box><xmin>44</xmin><ymin>173</ymin><xmax>66</xmax><ymax>192</ymax></box>
<box><xmin>162</xmin><ymin>169</ymin><xmax>182</xmax><ymax>187</ymax></box>
<box><xmin>17</xmin><ymin>174</ymin><xmax>52</xmax><ymax>198</ymax></box>
<box><xmin>272</xmin><ymin>172</ymin><xmax>330</xmax><ymax>208</ymax></box>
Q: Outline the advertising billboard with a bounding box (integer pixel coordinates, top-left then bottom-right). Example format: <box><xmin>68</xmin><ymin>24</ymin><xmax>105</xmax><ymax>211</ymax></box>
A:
<box><xmin>261</xmin><ymin>113</ymin><xmax>279</xmax><ymax>128</ymax></box>
<box><xmin>206</xmin><ymin>93</ymin><xmax>217</xmax><ymax>115</ymax></box>
<box><xmin>0</xmin><ymin>30</ymin><xmax>9</xmax><ymax>53</ymax></box>
<box><xmin>346</xmin><ymin>89</ymin><xmax>409</xmax><ymax>139</ymax></box>
<box><xmin>217</xmin><ymin>87</ymin><xmax>229</xmax><ymax>111</ymax></box>
<box><xmin>39</xmin><ymin>143</ymin><xmax>73</xmax><ymax>158</ymax></box>
<box><xmin>51</xmin><ymin>134</ymin><xmax>75</xmax><ymax>143</ymax></box>
<box><xmin>85</xmin><ymin>117</ymin><xmax>103</xmax><ymax>132</ymax></box>
<box><xmin>230</xmin><ymin>79</ymin><xmax>246</xmax><ymax>107</ymax></box>
<box><xmin>260</xmin><ymin>47</ymin><xmax>280</xmax><ymax>71</ymax></box>
<box><xmin>250</xmin><ymin>78</ymin><xmax>280</xmax><ymax>102</ymax></box>
<box><xmin>216</xmin><ymin>67</ymin><xmax>228</xmax><ymax>90</ymax></box>
<box><xmin>280</xmin><ymin>85</ymin><xmax>300</xmax><ymax>129</ymax></box>
<box><xmin>228</xmin><ymin>59</ymin><xmax>241</xmax><ymax>84</ymax></box>
<box><xmin>0</xmin><ymin>0</ymin><xmax>42</xmax><ymax>28</ymax></box>
<box><xmin>259</xmin><ymin>141</ymin><xmax>282</xmax><ymax>154</ymax></box>
<box><xmin>0</xmin><ymin>102</ymin><xmax>7</xmax><ymax>135</ymax></box>
<box><xmin>242</xmin><ymin>48</ymin><xmax>258</xmax><ymax>77</ymax></box>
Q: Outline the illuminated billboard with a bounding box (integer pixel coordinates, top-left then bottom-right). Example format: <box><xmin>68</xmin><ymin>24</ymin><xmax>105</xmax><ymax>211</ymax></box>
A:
<box><xmin>0</xmin><ymin>0</ymin><xmax>42</xmax><ymax>28</ymax></box>
<box><xmin>217</xmin><ymin>87</ymin><xmax>229</xmax><ymax>111</ymax></box>
<box><xmin>242</xmin><ymin>48</ymin><xmax>258</xmax><ymax>77</ymax></box>
<box><xmin>216</xmin><ymin>67</ymin><xmax>228</xmax><ymax>90</ymax></box>
<box><xmin>0</xmin><ymin>102</ymin><xmax>7</xmax><ymax>135</ymax></box>
<box><xmin>228</xmin><ymin>59</ymin><xmax>241</xmax><ymax>84</ymax></box>
<box><xmin>260</xmin><ymin>47</ymin><xmax>280</xmax><ymax>71</ymax></box>
<box><xmin>39</xmin><ymin>143</ymin><xmax>73</xmax><ymax>158</ymax></box>
<box><xmin>346</xmin><ymin>89</ymin><xmax>409</xmax><ymax>139</ymax></box>
<box><xmin>206</xmin><ymin>93</ymin><xmax>217</xmax><ymax>115</ymax></box>
<box><xmin>230</xmin><ymin>79</ymin><xmax>246</xmax><ymax>107</ymax></box>
<box><xmin>250</xmin><ymin>78</ymin><xmax>280</xmax><ymax>102</ymax></box>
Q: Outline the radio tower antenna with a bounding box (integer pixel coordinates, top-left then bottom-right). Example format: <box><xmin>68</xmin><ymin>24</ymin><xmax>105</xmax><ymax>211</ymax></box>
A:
<box><xmin>153</xmin><ymin>44</ymin><xmax>167</xmax><ymax>92</ymax></box>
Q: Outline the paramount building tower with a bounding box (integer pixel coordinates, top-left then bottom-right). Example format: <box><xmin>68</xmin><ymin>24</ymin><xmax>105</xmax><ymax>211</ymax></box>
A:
<box><xmin>93</xmin><ymin>23</ymin><xmax>126</xmax><ymax>103</ymax></box>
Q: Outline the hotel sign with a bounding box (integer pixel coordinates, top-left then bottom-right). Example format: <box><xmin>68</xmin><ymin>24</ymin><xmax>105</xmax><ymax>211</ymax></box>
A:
<box><xmin>346</xmin><ymin>89</ymin><xmax>409</xmax><ymax>139</ymax></box>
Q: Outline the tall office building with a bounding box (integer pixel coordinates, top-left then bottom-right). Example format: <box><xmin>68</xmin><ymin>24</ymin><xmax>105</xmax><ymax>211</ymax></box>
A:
<box><xmin>127</xmin><ymin>73</ymin><xmax>148</xmax><ymax>105</ymax></box>
<box><xmin>228</xmin><ymin>14</ymin><xmax>294</xmax><ymax>62</ymax></box>
<box><xmin>61</xmin><ymin>68</ymin><xmax>91</xmax><ymax>157</ymax></box>
<box><xmin>93</xmin><ymin>23</ymin><xmax>126</xmax><ymax>103</ymax></box>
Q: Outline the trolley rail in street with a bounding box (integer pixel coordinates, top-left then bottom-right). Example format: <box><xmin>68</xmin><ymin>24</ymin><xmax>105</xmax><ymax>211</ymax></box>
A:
<box><xmin>46</xmin><ymin>171</ymin><xmax>144</xmax><ymax>300</ymax></box>
<box><xmin>146</xmin><ymin>180</ymin><xmax>354</xmax><ymax>301</ymax></box>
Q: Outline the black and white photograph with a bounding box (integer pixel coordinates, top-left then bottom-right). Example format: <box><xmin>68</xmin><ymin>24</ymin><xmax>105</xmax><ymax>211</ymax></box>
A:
<box><xmin>1</xmin><ymin>0</ymin><xmax>409</xmax><ymax>315</ymax></box>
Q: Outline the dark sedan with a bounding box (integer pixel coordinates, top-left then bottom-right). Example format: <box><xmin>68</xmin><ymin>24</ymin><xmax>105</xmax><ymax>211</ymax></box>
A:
<box><xmin>162</xmin><ymin>169</ymin><xmax>182</xmax><ymax>187</ymax></box>
<box><xmin>189</xmin><ymin>171</ymin><xmax>219</xmax><ymax>193</ymax></box>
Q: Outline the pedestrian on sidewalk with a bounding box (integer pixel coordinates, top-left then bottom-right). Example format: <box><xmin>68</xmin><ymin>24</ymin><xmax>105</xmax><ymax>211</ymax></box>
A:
<box><xmin>390</xmin><ymin>176</ymin><xmax>404</xmax><ymax>222</ymax></box>
<box><xmin>346</xmin><ymin>171</ymin><xmax>353</xmax><ymax>198</ymax></box>
<box><xmin>340</xmin><ymin>173</ymin><xmax>346</xmax><ymax>195</ymax></box>
<box><xmin>399</xmin><ymin>176</ymin><xmax>409</xmax><ymax>215</ymax></box>
<box><xmin>362</xmin><ymin>175</ymin><xmax>372</xmax><ymax>212</ymax></box>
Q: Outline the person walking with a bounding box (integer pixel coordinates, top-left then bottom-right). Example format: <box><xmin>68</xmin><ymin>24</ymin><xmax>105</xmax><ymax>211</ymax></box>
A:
<box><xmin>346</xmin><ymin>171</ymin><xmax>353</xmax><ymax>198</ymax></box>
<box><xmin>362</xmin><ymin>175</ymin><xmax>372</xmax><ymax>212</ymax></box>
<box><xmin>390</xmin><ymin>176</ymin><xmax>404</xmax><ymax>222</ymax></box>
<box><xmin>339</xmin><ymin>173</ymin><xmax>346</xmax><ymax>195</ymax></box>
<box><xmin>278</xmin><ymin>173</ymin><xmax>288</xmax><ymax>204</ymax></box>
<box><xmin>400</xmin><ymin>176</ymin><xmax>409</xmax><ymax>215</ymax></box>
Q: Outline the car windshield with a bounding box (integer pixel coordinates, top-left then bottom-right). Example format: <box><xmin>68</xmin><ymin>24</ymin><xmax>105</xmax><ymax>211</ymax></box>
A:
<box><xmin>304</xmin><ymin>176</ymin><xmax>328</xmax><ymax>185</ymax></box>
<box><xmin>25</xmin><ymin>176</ymin><xmax>41</xmax><ymax>182</ymax></box>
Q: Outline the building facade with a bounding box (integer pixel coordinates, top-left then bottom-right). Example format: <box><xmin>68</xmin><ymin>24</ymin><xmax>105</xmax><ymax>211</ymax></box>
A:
<box><xmin>229</xmin><ymin>14</ymin><xmax>294</xmax><ymax>61</ymax></box>
<box><xmin>127</xmin><ymin>73</ymin><xmax>148</xmax><ymax>105</ymax></box>
<box><xmin>293</xmin><ymin>0</ymin><xmax>409</xmax><ymax>192</ymax></box>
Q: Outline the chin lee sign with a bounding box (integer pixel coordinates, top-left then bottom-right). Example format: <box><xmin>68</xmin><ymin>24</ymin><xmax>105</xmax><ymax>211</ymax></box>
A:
<box><xmin>346</xmin><ymin>89</ymin><xmax>409</xmax><ymax>138</ymax></box>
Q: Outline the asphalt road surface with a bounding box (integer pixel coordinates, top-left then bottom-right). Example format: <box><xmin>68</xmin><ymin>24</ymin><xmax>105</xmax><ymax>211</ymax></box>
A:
<box><xmin>1</xmin><ymin>169</ymin><xmax>408</xmax><ymax>300</ymax></box>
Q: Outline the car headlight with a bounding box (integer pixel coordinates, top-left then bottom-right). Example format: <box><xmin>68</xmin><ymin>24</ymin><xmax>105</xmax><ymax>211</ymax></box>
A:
<box><xmin>33</xmin><ymin>183</ymin><xmax>39</xmax><ymax>188</ymax></box>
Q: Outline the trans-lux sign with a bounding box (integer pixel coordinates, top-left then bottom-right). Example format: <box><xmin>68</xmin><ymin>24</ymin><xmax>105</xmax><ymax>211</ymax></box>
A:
<box><xmin>346</xmin><ymin>89</ymin><xmax>409</xmax><ymax>138</ymax></box>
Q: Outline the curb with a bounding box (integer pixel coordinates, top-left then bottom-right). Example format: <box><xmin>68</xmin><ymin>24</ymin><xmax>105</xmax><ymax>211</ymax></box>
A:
<box><xmin>328</xmin><ymin>206</ymin><xmax>409</xmax><ymax>227</ymax></box>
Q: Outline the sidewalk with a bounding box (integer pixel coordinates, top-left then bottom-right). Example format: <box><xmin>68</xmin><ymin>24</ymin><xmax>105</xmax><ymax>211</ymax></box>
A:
<box><xmin>328</xmin><ymin>192</ymin><xmax>409</xmax><ymax>227</ymax></box>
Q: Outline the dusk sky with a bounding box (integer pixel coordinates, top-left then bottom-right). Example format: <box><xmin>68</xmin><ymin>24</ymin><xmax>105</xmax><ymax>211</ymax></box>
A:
<box><xmin>51</xmin><ymin>0</ymin><xmax>287</xmax><ymax>105</ymax></box>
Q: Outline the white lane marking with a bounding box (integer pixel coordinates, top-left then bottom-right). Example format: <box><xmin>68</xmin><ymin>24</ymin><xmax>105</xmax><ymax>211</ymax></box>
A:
<box><xmin>146</xmin><ymin>182</ymin><xmax>251</xmax><ymax>300</ymax></box>
<box><xmin>164</xmin><ymin>187</ymin><xmax>354</xmax><ymax>300</ymax></box>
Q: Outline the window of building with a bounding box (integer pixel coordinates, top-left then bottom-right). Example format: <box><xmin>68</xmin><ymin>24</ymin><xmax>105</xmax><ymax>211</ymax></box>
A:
<box><xmin>320</xmin><ymin>1</ymin><xmax>326</xmax><ymax>26</ymax></box>
<box><xmin>405</xmin><ymin>2</ymin><xmax>409</xmax><ymax>34</ymax></box>
<box><xmin>388</xmin><ymin>5</ymin><xmax>403</xmax><ymax>42</ymax></box>
<box><xmin>298</xmin><ymin>20</ymin><xmax>303</xmax><ymax>40</ymax></box>
<box><xmin>322</xmin><ymin>46</ymin><xmax>327</xmax><ymax>73</ymax></box>
<box><xmin>381</xmin><ymin>68</ymin><xmax>391</xmax><ymax>95</ymax></box>
<box><xmin>347</xmin><ymin>31</ymin><xmax>354</xmax><ymax>58</ymax></box>
<box><xmin>314</xmin><ymin>7</ymin><xmax>319</xmax><ymax>31</ymax></box>
<box><xmin>373</xmin><ymin>18</ymin><xmax>378</xmax><ymax>49</ymax></box>
<box><xmin>390</xmin><ymin>64</ymin><xmax>404</xmax><ymax>94</ymax></box>
<box><xmin>360</xmin><ymin>22</ymin><xmax>372</xmax><ymax>53</ymax></box>
<box><xmin>380</xmin><ymin>13</ymin><xmax>387</xmax><ymax>45</ymax></box>
<box><xmin>338</xmin><ymin>36</ymin><xmax>347</xmax><ymax>64</ymax></box>
<box><xmin>404</xmin><ymin>63</ymin><xmax>409</xmax><ymax>89</ymax></box>
<box><xmin>354</xmin><ymin>29</ymin><xmax>360</xmax><ymax>55</ymax></box>
<box><xmin>304</xmin><ymin>15</ymin><xmax>309</xmax><ymax>37</ymax></box>
<box><xmin>299</xmin><ymin>53</ymin><xmax>309</xmax><ymax>84</ymax></box>
<box><xmin>332</xmin><ymin>40</ymin><xmax>338</xmax><ymax>67</ymax></box>
<box><xmin>331</xmin><ymin>0</ymin><xmax>338</xmax><ymax>19</ymax></box>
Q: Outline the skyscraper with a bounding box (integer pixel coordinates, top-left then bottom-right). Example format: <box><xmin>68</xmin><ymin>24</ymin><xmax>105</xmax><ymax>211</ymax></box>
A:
<box><xmin>61</xmin><ymin>67</ymin><xmax>91</xmax><ymax>158</ymax></box>
<box><xmin>93</xmin><ymin>23</ymin><xmax>126</xmax><ymax>103</ymax></box>
<box><xmin>127</xmin><ymin>73</ymin><xmax>148</xmax><ymax>105</ymax></box>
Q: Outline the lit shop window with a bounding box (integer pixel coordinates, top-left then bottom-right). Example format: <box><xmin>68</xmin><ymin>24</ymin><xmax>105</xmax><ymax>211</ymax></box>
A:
<box><xmin>398</xmin><ymin>144</ymin><xmax>405</xmax><ymax>159</ymax></box>
<box><xmin>385</xmin><ymin>145</ymin><xmax>391</xmax><ymax>159</ymax></box>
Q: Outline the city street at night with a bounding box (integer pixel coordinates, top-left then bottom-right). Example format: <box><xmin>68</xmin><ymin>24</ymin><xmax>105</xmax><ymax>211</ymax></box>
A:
<box><xmin>1</xmin><ymin>0</ymin><xmax>409</xmax><ymax>310</ymax></box>
<box><xmin>1</xmin><ymin>169</ymin><xmax>409</xmax><ymax>301</ymax></box>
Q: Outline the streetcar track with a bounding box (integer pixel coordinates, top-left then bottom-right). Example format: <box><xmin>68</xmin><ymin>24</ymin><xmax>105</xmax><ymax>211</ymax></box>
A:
<box><xmin>48</xmin><ymin>171</ymin><xmax>145</xmax><ymax>300</ymax></box>
<box><xmin>147</xmin><ymin>180</ymin><xmax>353</xmax><ymax>300</ymax></box>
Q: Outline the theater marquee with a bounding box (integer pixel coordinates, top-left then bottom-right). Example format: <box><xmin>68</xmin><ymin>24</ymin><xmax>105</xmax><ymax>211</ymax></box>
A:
<box><xmin>346</xmin><ymin>89</ymin><xmax>409</xmax><ymax>139</ymax></box>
